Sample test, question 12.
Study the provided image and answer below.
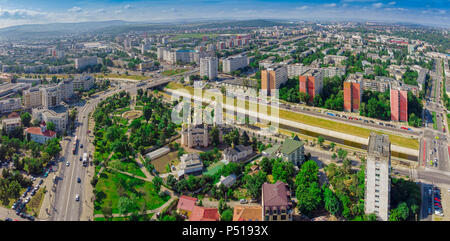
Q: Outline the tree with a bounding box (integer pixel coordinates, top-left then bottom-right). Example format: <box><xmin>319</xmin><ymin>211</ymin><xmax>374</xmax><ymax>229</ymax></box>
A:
<box><xmin>296</xmin><ymin>182</ymin><xmax>322</xmax><ymax>216</ymax></box>
<box><xmin>20</xmin><ymin>112</ymin><xmax>32</xmax><ymax>127</ymax></box>
<box><xmin>337</xmin><ymin>149</ymin><xmax>348</xmax><ymax>161</ymax></box>
<box><xmin>244</xmin><ymin>171</ymin><xmax>267</xmax><ymax>200</ymax></box>
<box><xmin>153</xmin><ymin>176</ymin><xmax>163</xmax><ymax>193</ymax></box>
<box><xmin>143</xmin><ymin>105</ymin><xmax>153</xmax><ymax>122</ymax></box>
<box><xmin>221</xmin><ymin>209</ymin><xmax>233</xmax><ymax>221</ymax></box>
<box><xmin>46</xmin><ymin>121</ymin><xmax>56</xmax><ymax>131</ymax></box>
<box><xmin>45</xmin><ymin>138</ymin><xmax>61</xmax><ymax>159</ymax></box>
<box><xmin>317</xmin><ymin>136</ymin><xmax>325</xmax><ymax>146</ymax></box>
<box><xmin>272</xmin><ymin>160</ymin><xmax>295</xmax><ymax>184</ymax></box>
<box><xmin>323</xmin><ymin>187</ymin><xmax>342</xmax><ymax>216</ymax></box>
<box><xmin>389</xmin><ymin>202</ymin><xmax>409</xmax><ymax>221</ymax></box>
<box><xmin>259</xmin><ymin>157</ymin><xmax>272</xmax><ymax>174</ymax></box>
<box><xmin>330</xmin><ymin>142</ymin><xmax>336</xmax><ymax>150</ymax></box>
<box><xmin>240</xmin><ymin>131</ymin><xmax>250</xmax><ymax>146</ymax></box>
<box><xmin>209</xmin><ymin>126</ymin><xmax>220</xmax><ymax>147</ymax></box>
<box><xmin>118</xmin><ymin>196</ymin><xmax>136</xmax><ymax>215</ymax></box>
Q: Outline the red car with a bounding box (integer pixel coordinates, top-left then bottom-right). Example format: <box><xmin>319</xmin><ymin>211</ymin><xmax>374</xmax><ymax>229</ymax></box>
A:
<box><xmin>349</xmin><ymin>117</ymin><xmax>353</xmax><ymax>120</ymax></box>
<box><xmin>401</xmin><ymin>127</ymin><xmax>408</xmax><ymax>130</ymax></box>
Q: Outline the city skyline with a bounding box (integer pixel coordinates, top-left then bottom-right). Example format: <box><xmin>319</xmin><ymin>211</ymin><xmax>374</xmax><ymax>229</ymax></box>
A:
<box><xmin>0</xmin><ymin>0</ymin><xmax>449</xmax><ymax>29</ymax></box>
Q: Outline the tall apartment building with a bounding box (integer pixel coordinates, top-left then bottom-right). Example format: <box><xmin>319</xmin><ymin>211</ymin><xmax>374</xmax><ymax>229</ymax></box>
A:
<box><xmin>41</xmin><ymin>86</ymin><xmax>62</xmax><ymax>108</ymax></box>
<box><xmin>299</xmin><ymin>69</ymin><xmax>323</xmax><ymax>102</ymax></box>
<box><xmin>75</xmin><ymin>56</ymin><xmax>98</xmax><ymax>70</ymax></box>
<box><xmin>73</xmin><ymin>75</ymin><xmax>95</xmax><ymax>91</ymax></box>
<box><xmin>58</xmin><ymin>79</ymin><xmax>74</xmax><ymax>101</ymax></box>
<box><xmin>157</xmin><ymin>47</ymin><xmax>167</xmax><ymax>61</ymax></box>
<box><xmin>365</xmin><ymin>133</ymin><xmax>391</xmax><ymax>221</ymax></box>
<box><xmin>343</xmin><ymin>74</ymin><xmax>363</xmax><ymax>113</ymax></box>
<box><xmin>200</xmin><ymin>57</ymin><xmax>218</xmax><ymax>80</ymax></box>
<box><xmin>287</xmin><ymin>63</ymin><xmax>307</xmax><ymax>78</ymax></box>
<box><xmin>390</xmin><ymin>88</ymin><xmax>408</xmax><ymax>122</ymax></box>
<box><xmin>222</xmin><ymin>55</ymin><xmax>248</xmax><ymax>73</ymax></box>
<box><xmin>261</xmin><ymin>65</ymin><xmax>288</xmax><ymax>96</ymax></box>
<box><xmin>23</xmin><ymin>87</ymin><xmax>42</xmax><ymax>109</ymax></box>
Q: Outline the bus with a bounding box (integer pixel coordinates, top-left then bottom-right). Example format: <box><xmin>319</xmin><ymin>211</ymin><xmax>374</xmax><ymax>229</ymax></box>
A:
<box><xmin>82</xmin><ymin>153</ymin><xmax>88</xmax><ymax>167</ymax></box>
<box><xmin>72</xmin><ymin>136</ymin><xmax>78</xmax><ymax>154</ymax></box>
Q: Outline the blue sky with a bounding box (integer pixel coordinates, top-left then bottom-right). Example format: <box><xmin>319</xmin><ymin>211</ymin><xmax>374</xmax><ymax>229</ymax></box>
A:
<box><xmin>0</xmin><ymin>0</ymin><xmax>448</xmax><ymax>28</ymax></box>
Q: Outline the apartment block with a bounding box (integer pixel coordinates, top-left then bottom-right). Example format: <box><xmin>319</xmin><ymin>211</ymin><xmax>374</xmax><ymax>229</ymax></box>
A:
<box><xmin>223</xmin><ymin>55</ymin><xmax>248</xmax><ymax>73</ymax></box>
<box><xmin>0</xmin><ymin>98</ymin><xmax>22</xmax><ymax>114</ymax></box>
<box><xmin>32</xmin><ymin>105</ymin><xmax>69</xmax><ymax>134</ymax></box>
<box><xmin>200</xmin><ymin>57</ymin><xmax>218</xmax><ymax>80</ymax></box>
<box><xmin>343</xmin><ymin>74</ymin><xmax>363</xmax><ymax>112</ymax></box>
<box><xmin>365</xmin><ymin>133</ymin><xmax>391</xmax><ymax>221</ymax></box>
<box><xmin>73</xmin><ymin>75</ymin><xmax>95</xmax><ymax>91</ymax></box>
<box><xmin>261</xmin><ymin>65</ymin><xmax>288</xmax><ymax>96</ymax></box>
<box><xmin>75</xmin><ymin>56</ymin><xmax>98</xmax><ymax>70</ymax></box>
<box><xmin>299</xmin><ymin>69</ymin><xmax>323</xmax><ymax>102</ymax></box>
<box><xmin>41</xmin><ymin>86</ymin><xmax>62</xmax><ymax>108</ymax></box>
<box><xmin>390</xmin><ymin>88</ymin><xmax>408</xmax><ymax>122</ymax></box>
<box><xmin>23</xmin><ymin>87</ymin><xmax>43</xmax><ymax>109</ymax></box>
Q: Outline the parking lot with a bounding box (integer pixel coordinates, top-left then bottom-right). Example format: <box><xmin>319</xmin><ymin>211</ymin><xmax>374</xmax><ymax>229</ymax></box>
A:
<box><xmin>433</xmin><ymin>184</ymin><xmax>450</xmax><ymax>221</ymax></box>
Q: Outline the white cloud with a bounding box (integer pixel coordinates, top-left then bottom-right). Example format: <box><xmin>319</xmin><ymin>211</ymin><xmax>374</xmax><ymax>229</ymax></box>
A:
<box><xmin>68</xmin><ymin>7</ymin><xmax>82</xmax><ymax>13</ymax></box>
<box><xmin>296</xmin><ymin>6</ymin><xmax>309</xmax><ymax>10</ymax></box>
<box><xmin>372</xmin><ymin>3</ymin><xmax>383</xmax><ymax>8</ymax></box>
<box><xmin>95</xmin><ymin>9</ymin><xmax>105</xmax><ymax>14</ymax></box>
<box><xmin>388</xmin><ymin>1</ymin><xmax>396</xmax><ymax>5</ymax></box>
<box><xmin>438</xmin><ymin>10</ymin><xmax>446</xmax><ymax>14</ymax></box>
<box><xmin>114</xmin><ymin>10</ymin><xmax>123</xmax><ymax>14</ymax></box>
<box><xmin>0</xmin><ymin>8</ymin><xmax>46</xmax><ymax>19</ymax></box>
<box><xmin>124</xmin><ymin>4</ymin><xmax>132</xmax><ymax>9</ymax></box>
<box><xmin>323</xmin><ymin>3</ymin><xmax>337</xmax><ymax>7</ymax></box>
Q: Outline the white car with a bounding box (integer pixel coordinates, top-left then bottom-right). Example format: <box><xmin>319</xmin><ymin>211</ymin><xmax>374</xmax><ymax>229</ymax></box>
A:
<box><xmin>66</xmin><ymin>161</ymin><xmax>70</xmax><ymax>166</ymax></box>
<box><xmin>75</xmin><ymin>194</ymin><xmax>80</xmax><ymax>201</ymax></box>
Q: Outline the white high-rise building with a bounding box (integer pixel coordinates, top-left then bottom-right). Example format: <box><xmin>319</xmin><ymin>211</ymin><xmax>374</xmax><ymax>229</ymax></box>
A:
<box><xmin>200</xmin><ymin>57</ymin><xmax>218</xmax><ymax>80</ymax></box>
<box><xmin>223</xmin><ymin>55</ymin><xmax>248</xmax><ymax>73</ymax></box>
<box><xmin>75</xmin><ymin>56</ymin><xmax>98</xmax><ymax>70</ymax></box>
<box><xmin>365</xmin><ymin>133</ymin><xmax>391</xmax><ymax>221</ymax></box>
<box><xmin>24</xmin><ymin>87</ymin><xmax>43</xmax><ymax>109</ymax></box>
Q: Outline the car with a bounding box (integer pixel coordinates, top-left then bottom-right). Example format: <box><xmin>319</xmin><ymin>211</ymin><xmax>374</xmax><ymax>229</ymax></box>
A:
<box><xmin>239</xmin><ymin>199</ymin><xmax>248</xmax><ymax>204</ymax></box>
<box><xmin>30</xmin><ymin>191</ymin><xmax>36</xmax><ymax>196</ymax></box>
<box><xmin>39</xmin><ymin>179</ymin><xmax>43</xmax><ymax>185</ymax></box>
<box><xmin>31</xmin><ymin>177</ymin><xmax>36</xmax><ymax>181</ymax></box>
<box><xmin>75</xmin><ymin>194</ymin><xmax>80</xmax><ymax>201</ymax></box>
<box><xmin>80</xmin><ymin>157</ymin><xmax>82</xmax><ymax>161</ymax></box>
<box><xmin>27</xmin><ymin>215</ymin><xmax>35</xmax><ymax>221</ymax></box>
<box><xmin>80</xmin><ymin>144</ymin><xmax>84</xmax><ymax>148</ymax></box>
<box><xmin>66</xmin><ymin>161</ymin><xmax>70</xmax><ymax>166</ymax></box>
<box><xmin>77</xmin><ymin>177</ymin><xmax>81</xmax><ymax>183</ymax></box>
<box><xmin>4</xmin><ymin>218</ymin><xmax>12</xmax><ymax>221</ymax></box>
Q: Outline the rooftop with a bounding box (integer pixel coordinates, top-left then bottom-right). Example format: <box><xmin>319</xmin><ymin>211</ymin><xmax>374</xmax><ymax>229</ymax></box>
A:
<box><xmin>367</xmin><ymin>133</ymin><xmax>390</xmax><ymax>159</ymax></box>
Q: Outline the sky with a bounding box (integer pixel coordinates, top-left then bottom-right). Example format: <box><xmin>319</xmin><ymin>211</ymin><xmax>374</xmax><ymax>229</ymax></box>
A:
<box><xmin>0</xmin><ymin>0</ymin><xmax>448</xmax><ymax>28</ymax></box>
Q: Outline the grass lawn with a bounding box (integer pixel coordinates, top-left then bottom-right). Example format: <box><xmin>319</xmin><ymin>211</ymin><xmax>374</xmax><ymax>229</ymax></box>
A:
<box><xmin>162</xmin><ymin>69</ymin><xmax>188</xmax><ymax>77</ymax></box>
<box><xmin>233</xmin><ymin>188</ymin><xmax>251</xmax><ymax>200</ymax></box>
<box><xmin>108</xmin><ymin>159</ymin><xmax>146</xmax><ymax>178</ymax></box>
<box><xmin>94</xmin><ymin>169</ymin><xmax>170</xmax><ymax>215</ymax></box>
<box><xmin>164</xmin><ymin>87</ymin><xmax>419</xmax><ymax>150</ymax></box>
<box><xmin>94</xmin><ymin>213</ymin><xmax>154</xmax><ymax>221</ymax></box>
<box><xmin>433</xmin><ymin>112</ymin><xmax>438</xmax><ymax>130</ymax></box>
<box><xmin>204</xmin><ymin>161</ymin><xmax>225</xmax><ymax>176</ymax></box>
<box><xmin>151</xmin><ymin>151</ymin><xmax>179</xmax><ymax>174</ymax></box>
<box><xmin>26</xmin><ymin>187</ymin><xmax>45</xmax><ymax>217</ymax></box>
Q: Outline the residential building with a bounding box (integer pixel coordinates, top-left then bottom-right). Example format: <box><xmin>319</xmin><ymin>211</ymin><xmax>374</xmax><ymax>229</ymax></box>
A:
<box><xmin>223</xmin><ymin>55</ymin><xmax>248</xmax><ymax>73</ymax></box>
<box><xmin>299</xmin><ymin>69</ymin><xmax>323</xmax><ymax>102</ymax></box>
<box><xmin>262</xmin><ymin>136</ymin><xmax>305</xmax><ymax>167</ymax></box>
<box><xmin>390</xmin><ymin>88</ymin><xmax>408</xmax><ymax>122</ymax></box>
<box><xmin>41</xmin><ymin>85</ymin><xmax>61</xmax><ymax>108</ymax></box>
<box><xmin>363</xmin><ymin>76</ymin><xmax>391</xmax><ymax>93</ymax></box>
<box><xmin>181</xmin><ymin>124</ymin><xmax>223</xmax><ymax>148</ymax></box>
<box><xmin>23</xmin><ymin>87</ymin><xmax>43</xmax><ymax>109</ymax></box>
<box><xmin>25</xmin><ymin>122</ymin><xmax>57</xmax><ymax>144</ymax></box>
<box><xmin>0</xmin><ymin>98</ymin><xmax>22</xmax><ymax>114</ymax></box>
<box><xmin>73</xmin><ymin>75</ymin><xmax>95</xmax><ymax>91</ymax></box>
<box><xmin>189</xmin><ymin>206</ymin><xmax>220</xmax><ymax>221</ymax></box>
<box><xmin>287</xmin><ymin>63</ymin><xmax>307</xmax><ymax>78</ymax></box>
<box><xmin>176</xmin><ymin>195</ymin><xmax>198</xmax><ymax>218</ymax></box>
<box><xmin>233</xmin><ymin>205</ymin><xmax>263</xmax><ymax>221</ymax></box>
<box><xmin>216</xmin><ymin>174</ymin><xmax>237</xmax><ymax>188</ymax></box>
<box><xmin>261</xmin><ymin>181</ymin><xmax>293</xmax><ymax>221</ymax></box>
<box><xmin>200</xmin><ymin>57</ymin><xmax>218</xmax><ymax>80</ymax></box>
<box><xmin>1</xmin><ymin>117</ymin><xmax>21</xmax><ymax>134</ymax></box>
<box><xmin>177</xmin><ymin>153</ymin><xmax>204</xmax><ymax>179</ymax></box>
<box><xmin>58</xmin><ymin>79</ymin><xmax>74</xmax><ymax>101</ymax></box>
<box><xmin>343</xmin><ymin>74</ymin><xmax>363</xmax><ymax>113</ymax></box>
<box><xmin>323</xmin><ymin>55</ymin><xmax>348</xmax><ymax>66</ymax></box>
<box><xmin>321</xmin><ymin>67</ymin><xmax>346</xmax><ymax>78</ymax></box>
<box><xmin>365</xmin><ymin>133</ymin><xmax>391</xmax><ymax>221</ymax></box>
<box><xmin>32</xmin><ymin>105</ymin><xmax>69</xmax><ymax>133</ymax></box>
<box><xmin>261</xmin><ymin>65</ymin><xmax>288</xmax><ymax>96</ymax></box>
<box><xmin>222</xmin><ymin>145</ymin><xmax>253</xmax><ymax>163</ymax></box>
<box><xmin>75</xmin><ymin>56</ymin><xmax>98</xmax><ymax>70</ymax></box>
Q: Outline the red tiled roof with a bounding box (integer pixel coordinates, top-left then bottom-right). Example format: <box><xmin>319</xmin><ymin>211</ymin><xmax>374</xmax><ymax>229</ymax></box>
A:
<box><xmin>177</xmin><ymin>195</ymin><xmax>197</xmax><ymax>212</ymax></box>
<box><xmin>189</xmin><ymin>206</ymin><xmax>220</xmax><ymax>221</ymax></box>
<box><xmin>25</xmin><ymin>127</ymin><xmax>56</xmax><ymax>138</ymax></box>
<box><xmin>233</xmin><ymin>205</ymin><xmax>262</xmax><ymax>221</ymax></box>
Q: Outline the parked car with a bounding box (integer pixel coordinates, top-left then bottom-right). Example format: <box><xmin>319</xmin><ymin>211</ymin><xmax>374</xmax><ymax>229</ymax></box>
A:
<box><xmin>77</xmin><ymin>177</ymin><xmax>81</xmax><ymax>183</ymax></box>
<box><xmin>75</xmin><ymin>194</ymin><xmax>80</xmax><ymax>201</ymax></box>
<box><xmin>66</xmin><ymin>161</ymin><xmax>70</xmax><ymax>166</ymax></box>
<box><xmin>39</xmin><ymin>179</ymin><xmax>43</xmax><ymax>185</ymax></box>
<box><xmin>239</xmin><ymin>199</ymin><xmax>248</xmax><ymax>204</ymax></box>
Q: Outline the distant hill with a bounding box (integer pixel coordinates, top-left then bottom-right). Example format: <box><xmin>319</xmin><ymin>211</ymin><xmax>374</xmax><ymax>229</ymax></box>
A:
<box><xmin>0</xmin><ymin>19</ymin><xmax>292</xmax><ymax>40</ymax></box>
